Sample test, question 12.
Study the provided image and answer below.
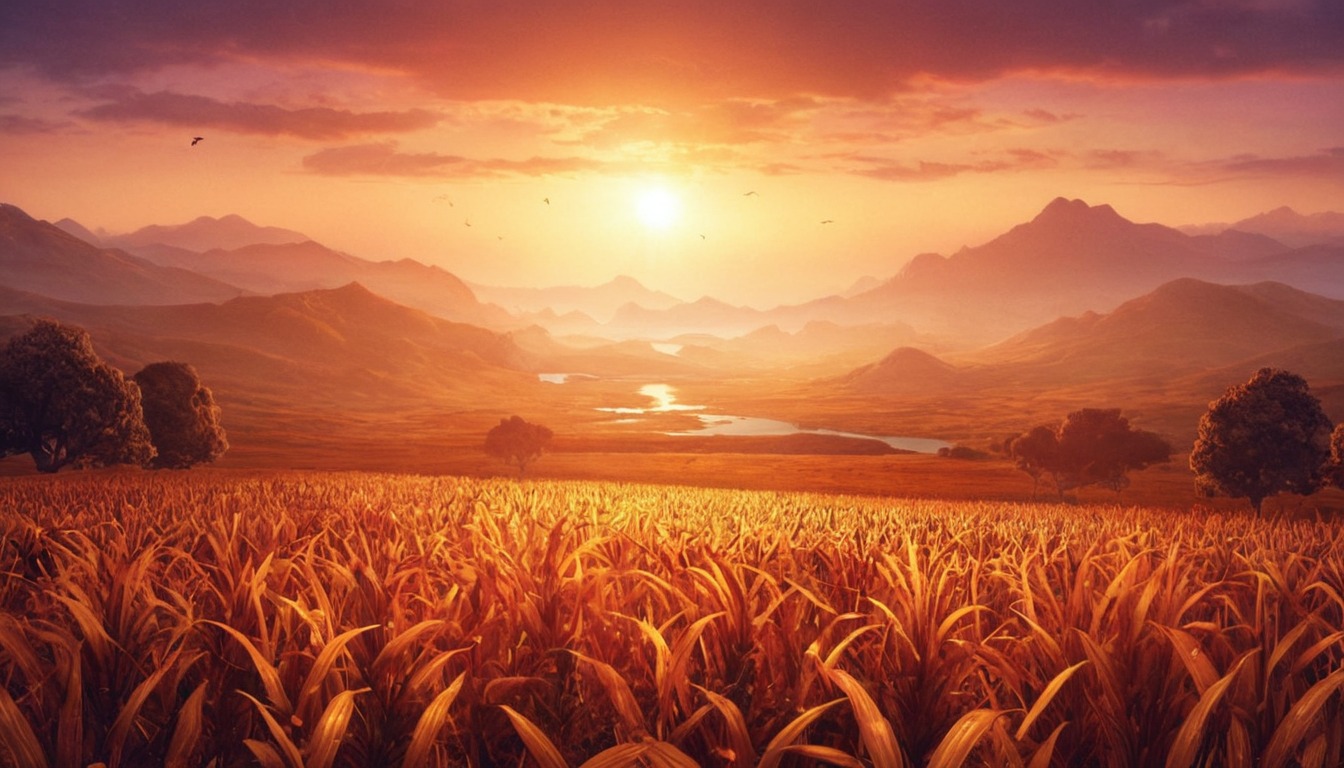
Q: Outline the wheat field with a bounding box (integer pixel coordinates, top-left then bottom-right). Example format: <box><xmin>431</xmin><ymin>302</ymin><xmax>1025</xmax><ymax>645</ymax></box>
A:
<box><xmin>2</xmin><ymin>471</ymin><xmax>1342</xmax><ymax>767</ymax></box>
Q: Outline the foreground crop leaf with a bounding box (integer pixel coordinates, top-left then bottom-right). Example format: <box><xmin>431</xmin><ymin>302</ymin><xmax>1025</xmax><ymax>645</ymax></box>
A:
<box><xmin>0</xmin><ymin>685</ymin><xmax>47</xmax><ymax>768</ymax></box>
<box><xmin>1026</xmin><ymin>721</ymin><xmax>1069</xmax><ymax>768</ymax></box>
<box><xmin>577</xmin><ymin>742</ymin><xmax>646</xmax><ymax>768</ymax></box>
<box><xmin>758</xmin><ymin>699</ymin><xmax>847</xmax><ymax>768</ymax></box>
<box><xmin>826</xmin><ymin>667</ymin><xmax>907</xmax><ymax>768</ymax></box>
<box><xmin>1264</xmin><ymin>666</ymin><xmax>1344</xmax><ymax>768</ymax></box>
<box><xmin>500</xmin><ymin>704</ymin><xmax>568</xmax><ymax>768</ymax></box>
<box><xmin>1015</xmin><ymin>660</ymin><xmax>1088</xmax><ymax>741</ymax></box>
<box><xmin>1166</xmin><ymin>651</ymin><xmax>1256</xmax><ymax>768</ymax></box>
<box><xmin>207</xmin><ymin>621</ymin><xmax>293</xmax><ymax>715</ymax></box>
<box><xmin>165</xmin><ymin>681</ymin><xmax>208</xmax><ymax>768</ymax></box>
<box><xmin>403</xmin><ymin>671</ymin><xmax>466</xmax><ymax>768</ymax></box>
<box><xmin>239</xmin><ymin>691</ymin><xmax>304</xmax><ymax>768</ymax></box>
<box><xmin>928</xmin><ymin>709</ymin><xmax>1010</xmax><ymax>768</ymax></box>
<box><xmin>304</xmin><ymin>687</ymin><xmax>368</xmax><ymax>768</ymax></box>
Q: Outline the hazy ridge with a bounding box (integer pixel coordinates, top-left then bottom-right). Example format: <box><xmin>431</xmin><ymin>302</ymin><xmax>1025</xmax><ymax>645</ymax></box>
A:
<box><xmin>6</xmin><ymin>197</ymin><xmax>1344</xmax><ymax>472</ymax></box>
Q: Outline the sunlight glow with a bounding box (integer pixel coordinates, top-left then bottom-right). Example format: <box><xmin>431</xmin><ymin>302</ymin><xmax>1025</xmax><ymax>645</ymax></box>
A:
<box><xmin>634</xmin><ymin>185</ymin><xmax>683</xmax><ymax>231</ymax></box>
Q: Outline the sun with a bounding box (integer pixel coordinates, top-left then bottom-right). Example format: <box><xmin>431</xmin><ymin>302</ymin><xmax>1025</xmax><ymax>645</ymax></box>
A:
<box><xmin>634</xmin><ymin>185</ymin><xmax>683</xmax><ymax>231</ymax></box>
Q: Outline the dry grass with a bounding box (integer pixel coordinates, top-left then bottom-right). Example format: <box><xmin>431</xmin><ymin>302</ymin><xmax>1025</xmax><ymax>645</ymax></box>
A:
<box><xmin>3</xmin><ymin>470</ymin><xmax>1343</xmax><ymax>767</ymax></box>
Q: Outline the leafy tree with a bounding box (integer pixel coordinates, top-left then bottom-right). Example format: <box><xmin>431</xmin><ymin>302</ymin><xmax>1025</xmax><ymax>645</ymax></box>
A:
<box><xmin>1009</xmin><ymin>409</ymin><xmax>1170</xmax><ymax>499</ymax></box>
<box><xmin>484</xmin><ymin>415</ymin><xmax>553</xmax><ymax>478</ymax></box>
<box><xmin>134</xmin><ymin>361</ymin><xmax>228</xmax><ymax>468</ymax></box>
<box><xmin>1055</xmin><ymin>408</ymin><xmax>1171</xmax><ymax>493</ymax></box>
<box><xmin>0</xmin><ymin>319</ymin><xmax>154</xmax><ymax>472</ymax></box>
<box><xmin>1190</xmin><ymin>368</ymin><xmax>1334</xmax><ymax>515</ymax></box>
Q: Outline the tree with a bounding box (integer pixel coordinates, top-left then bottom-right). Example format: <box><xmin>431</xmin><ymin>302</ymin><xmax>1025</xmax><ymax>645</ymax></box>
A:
<box><xmin>134</xmin><ymin>361</ymin><xmax>228</xmax><ymax>468</ymax></box>
<box><xmin>1009</xmin><ymin>409</ymin><xmax>1170</xmax><ymax>499</ymax></box>
<box><xmin>1190</xmin><ymin>368</ymin><xmax>1334</xmax><ymax>515</ymax></box>
<box><xmin>484</xmin><ymin>415</ymin><xmax>553</xmax><ymax>478</ymax></box>
<box><xmin>0</xmin><ymin>320</ymin><xmax>154</xmax><ymax>472</ymax></box>
<box><xmin>1055</xmin><ymin>408</ymin><xmax>1172</xmax><ymax>493</ymax></box>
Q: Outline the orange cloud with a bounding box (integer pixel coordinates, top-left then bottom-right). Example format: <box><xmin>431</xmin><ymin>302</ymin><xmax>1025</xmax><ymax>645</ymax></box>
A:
<box><xmin>302</xmin><ymin>142</ymin><xmax>619</xmax><ymax>178</ymax></box>
<box><xmin>850</xmin><ymin>149</ymin><xmax>1059</xmax><ymax>181</ymax></box>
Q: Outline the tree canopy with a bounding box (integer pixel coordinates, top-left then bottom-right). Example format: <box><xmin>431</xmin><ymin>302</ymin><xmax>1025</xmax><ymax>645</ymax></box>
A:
<box><xmin>1191</xmin><ymin>368</ymin><xmax>1334</xmax><ymax>514</ymax></box>
<box><xmin>0</xmin><ymin>320</ymin><xmax>154</xmax><ymax>472</ymax></box>
<box><xmin>484</xmin><ymin>415</ymin><xmax>553</xmax><ymax>478</ymax></box>
<box><xmin>134</xmin><ymin>361</ymin><xmax>228</xmax><ymax>468</ymax></box>
<box><xmin>1008</xmin><ymin>408</ymin><xmax>1170</xmax><ymax>498</ymax></box>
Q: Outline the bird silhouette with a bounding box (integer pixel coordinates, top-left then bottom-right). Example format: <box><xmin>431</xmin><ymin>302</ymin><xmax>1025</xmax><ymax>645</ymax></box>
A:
<box><xmin>464</xmin><ymin>219</ymin><xmax>472</xmax><ymax>227</ymax></box>
<box><xmin>699</xmin><ymin>234</ymin><xmax>706</xmax><ymax>239</ymax></box>
<box><xmin>191</xmin><ymin>136</ymin><xmax>204</xmax><ymax>146</ymax></box>
<box><xmin>743</xmin><ymin>191</ymin><xmax>757</xmax><ymax>196</ymax></box>
<box><xmin>543</xmin><ymin>197</ymin><xmax>550</xmax><ymax>205</ymax></box>
<box><xmin>820</xmin><ymin>219</ymin><xmax>834</xmax><ymax>224</ymax></box>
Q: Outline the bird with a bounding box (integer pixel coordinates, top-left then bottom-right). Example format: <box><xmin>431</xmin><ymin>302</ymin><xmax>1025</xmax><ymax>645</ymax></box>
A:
<box><xmin>190</xmin><ymin>136</ymin><xmax>204</xmax><ymax>146</ymax></box>
<box><xmin>820</xmin><ymin>219</ymin><xmax>834</xmax><ymax>224</ymax></box>
<box><xmin>743</xmin><ymin>191</ymin><xmax>758</xmax><ymax>196</ymax></box>
<box><xmin>699</xmin><ymin>234</ymin><xmax>706</xmax><ymax>239</ymax></box>
<box><xmin>543</xmin><ymin>197</ymin><xmax>550</xmax><ymax>205</ymax></box>
<box><xmin>464</xmin><ymin>219</ymin><xmax>472</xmax><ymax>227</ymax></box>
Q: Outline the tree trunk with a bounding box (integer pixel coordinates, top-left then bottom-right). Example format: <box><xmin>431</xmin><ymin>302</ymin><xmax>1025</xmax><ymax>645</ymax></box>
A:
<box><xmin>31</xmin><ymin>435</ymin><xmax>66</xmax><ymax>473</ymax></box>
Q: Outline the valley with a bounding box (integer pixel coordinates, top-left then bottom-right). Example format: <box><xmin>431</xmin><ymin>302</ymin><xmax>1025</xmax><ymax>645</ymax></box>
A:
<box><xmin>4</xmin><ymin>198</ymin><xmax>1344</xmax><ymax>511</ymax></box>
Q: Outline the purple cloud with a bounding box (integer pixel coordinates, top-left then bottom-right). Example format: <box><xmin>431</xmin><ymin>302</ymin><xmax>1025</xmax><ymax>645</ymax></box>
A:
<box><xmin>77</xmin><ymin>90</ymin><xmax>438</xmax><ymax>139</ymax></box>
<box><xmin>4</xmin><ymin>1</ymin><xmax>1341</xmax><ymax>107</ymax></box>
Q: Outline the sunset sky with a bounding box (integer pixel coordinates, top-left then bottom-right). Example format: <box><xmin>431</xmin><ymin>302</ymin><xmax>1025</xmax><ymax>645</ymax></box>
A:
<box><xmin>2</xmin><ymin>1</ymin><xmax>1342</xmax><ymax>307</ymax></box>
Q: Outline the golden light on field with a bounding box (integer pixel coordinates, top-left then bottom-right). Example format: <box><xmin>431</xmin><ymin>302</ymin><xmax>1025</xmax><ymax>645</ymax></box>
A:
<box><xmin>633</xmin><ymin>184</ymin><xmax>683</xmax><ymax>232</ymax></box>
<box><xmin>5</xmin><ymin>471</ymin><xmax>1344</xmax><ymax>766</ymax></box>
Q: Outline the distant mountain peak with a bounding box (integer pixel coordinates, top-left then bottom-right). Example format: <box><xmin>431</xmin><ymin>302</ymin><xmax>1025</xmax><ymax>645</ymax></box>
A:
<box><xmin>1032</xmin><ymin>197</ymin><xmax>1125</xmax><ymax>226</ymax></box>
<box><xmin>0</xmin><ymin>203</ymin><xmax>38</xmax><ymax>226</ymax></box>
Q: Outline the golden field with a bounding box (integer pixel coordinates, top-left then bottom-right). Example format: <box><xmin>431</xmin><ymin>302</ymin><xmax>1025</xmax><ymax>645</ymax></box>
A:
<box><xmin>3</xmin><ymin>470</ymin><xmax>1344</xmax><ymax>767</ymax></box>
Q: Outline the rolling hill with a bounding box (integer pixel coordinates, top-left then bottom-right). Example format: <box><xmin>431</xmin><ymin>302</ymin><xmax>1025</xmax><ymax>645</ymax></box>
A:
<box><xmin>829</xmin><ymin>278</ymin><xmax>1344</xmax><ymax>444</ymax></box>
<box><xmin>0</xmin><ymin>282</ymin><xmax>547</xmax><ymax>470</ymax></box>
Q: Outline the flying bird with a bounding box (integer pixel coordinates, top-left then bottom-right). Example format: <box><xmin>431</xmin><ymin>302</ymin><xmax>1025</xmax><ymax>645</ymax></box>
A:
<box><xmin>820</xmin><ymin>219</ymin><xmax>834</xmax><ymax>224</ymax></box>
<box><xmin>743</xmin><ymin>191</ymin><xmax>758</xmax><ymax>196</ymax></box>
<box><xmin>464</xmin><ymin>219</ymin><xmax>472</xmax><ymax>227</ymax></box>
<box><xmin>190</xmin><ymin>136</ymin><xmax>204</xmax><ymax>146</ymax></box>
<box><xmin>543</xmin><ymin>197</ymin><xmax>550</xmax><ymax>205</ymax></box>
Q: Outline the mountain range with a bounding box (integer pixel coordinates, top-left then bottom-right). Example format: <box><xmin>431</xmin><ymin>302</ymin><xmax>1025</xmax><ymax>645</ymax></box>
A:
<box><xmin>5</xmin><ymin>197</ymin><xmax>1344</xmax><ymax>467</ymax></box>
<box><xmin>2</xmin><ymin>204</ymin><xmax>243</xmax><ymax>305</ymax></box>
<box><xmin>1180</xmin><ymin>206</ymin><xmax>1344</xmax><ymax>249</ymax></box>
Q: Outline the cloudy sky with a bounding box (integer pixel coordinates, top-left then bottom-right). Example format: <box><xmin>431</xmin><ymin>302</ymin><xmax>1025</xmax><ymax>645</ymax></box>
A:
<box><xmin>2</xmin><ymin>1</ymin><xmax>1342</xmax><ymax>306</ymax></box>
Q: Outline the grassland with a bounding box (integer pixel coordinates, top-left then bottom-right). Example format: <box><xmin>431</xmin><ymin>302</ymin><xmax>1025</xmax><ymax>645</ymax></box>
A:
<box><xmin>4</xmin><ymin>470</ymin><xmax>1344</xmax><ymax>767</ymax></box>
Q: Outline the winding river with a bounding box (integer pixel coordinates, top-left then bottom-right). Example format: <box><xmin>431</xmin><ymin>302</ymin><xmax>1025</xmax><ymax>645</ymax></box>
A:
<box><xmin>583</xmin><ymin>382</ymin><xmax>951</xmax><ymax>454</ymax></box>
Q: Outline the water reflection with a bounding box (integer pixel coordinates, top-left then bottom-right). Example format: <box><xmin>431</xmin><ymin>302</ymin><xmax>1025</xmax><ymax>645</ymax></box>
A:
<box><xmin>592</xmin><ymin>383</ymin><xmax>951</xmax><ymax>454</ymax></box>
<box><xmin>596</xmin><ymin>383</ymin><xmax>706</xmax><ymax>414</ymax></box>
